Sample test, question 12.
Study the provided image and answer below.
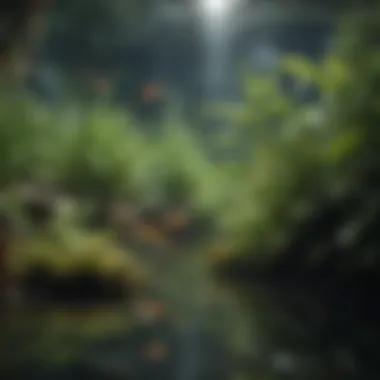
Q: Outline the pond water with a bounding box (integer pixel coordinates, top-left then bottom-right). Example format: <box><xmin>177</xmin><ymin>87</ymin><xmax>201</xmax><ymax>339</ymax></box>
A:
<box><xmin>2</xmin><ymin>253</ymin><xmax>380</xmax><ymax>380</ymax></box>
<box><xmin>0</xmin><ymin>253</ymin><xmax>248</xmax><ymax>380</ymax></box>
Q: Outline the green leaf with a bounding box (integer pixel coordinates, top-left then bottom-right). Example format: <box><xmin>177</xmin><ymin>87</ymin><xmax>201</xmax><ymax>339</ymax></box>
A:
<box><xmin>281</xmin><ymin>55</ymin><xmax>317</xmax><ymax>84</ymax></box>
<box><xmin>324</xmin><ymin>129</ymin><xmax>363</xmax><ymax>163</ymax></box>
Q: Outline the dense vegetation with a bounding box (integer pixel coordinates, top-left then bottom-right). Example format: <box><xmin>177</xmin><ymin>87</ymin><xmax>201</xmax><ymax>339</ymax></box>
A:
<box><xmin>210</xmin><ymin>10</ymin><xmax>380</xmax><ymax>379</ymax></box>
<box><xmin>1</xmin><ymin>6</ymin><xmax>380</xmax><ymax>301</ymax></box>
<box><xmin>2</xmin><ymin>3</ymin><xmax>380</xmax><ymax>378</ymax></box>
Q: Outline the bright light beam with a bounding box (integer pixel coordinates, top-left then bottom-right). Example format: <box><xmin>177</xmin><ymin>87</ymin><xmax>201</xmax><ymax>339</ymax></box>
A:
<box><xmin>199</xmin><ymin>0</ymin><xmax>238</xmax><ymax>16</ymax></box>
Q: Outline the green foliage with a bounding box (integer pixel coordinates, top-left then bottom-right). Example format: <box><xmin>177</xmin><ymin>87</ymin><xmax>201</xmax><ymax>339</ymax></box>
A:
<box><xmin>210</xmin><ymin>9</ymin><xmax>380</xmax><ymax>274</ymax></box>
<box><xmin>0</xmin><ymin>99</ymin><xmax>154</xmax><ymax>203</ymax></box>
<box><xmin>8</xmin><ymin>229</ymin><xmax>142</xmax><ymax>280</ymax></box>
<box><xmin>56</xmin><ymin>107</ymin><xmax>149</xmax><ymax>200</ymax></box>
<box><xmin>0</xmin><ymin>45</ymin><xmax>369</xmax><ymax>271</ymax></box>
<box><xmin>2</xmin><ymin>8</ymin><xmax>380</xmax><ymax>278</ymax></box>
<box><xmin>153</xmin><ymin>120</ymin><xmax>225</xmax><ymax>211</ymax></box>
<box><xmin>0</xmin><ymin>91</ymin><xmax>51</xmax><ymax>186</ymax></box>
<box><xmin>3</xmin><ymin>7</ymin><xmax>380</xmax><ymax>379</ymax></box>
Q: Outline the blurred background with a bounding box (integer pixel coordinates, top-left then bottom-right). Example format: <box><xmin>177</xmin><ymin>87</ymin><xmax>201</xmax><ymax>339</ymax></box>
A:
<box><xmin>1</xmin><ymin>0</ymin><xmax>380</xmax><ymax>379</ymax></box>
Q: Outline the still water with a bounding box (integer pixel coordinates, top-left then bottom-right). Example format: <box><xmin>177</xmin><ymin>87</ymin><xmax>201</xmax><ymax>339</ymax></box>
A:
<box><xmin>0</xmin><ymin>254</ymin><xmax>246</xmax><ymax>380</ymax></box>
<box><xmin>1</xmin><ymin>253</ymin><xmax>380</xmax><ymax>380</ymax></box>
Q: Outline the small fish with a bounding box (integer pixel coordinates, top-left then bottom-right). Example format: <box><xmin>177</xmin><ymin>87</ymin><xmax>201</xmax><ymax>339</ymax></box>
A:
<box><xmin>144</xmin><ymin>341</ymin><xmax>170</xmax><ymax>362</ymax></box>
<box><xmin>141</xmin><ymin>82</ymin><xmax>165</xmax><ymax>102</ymax></box>
<box><xmin>135</xmin><ymin>299</ymin><xmax>166</xmax><ymax>322</ymax></box>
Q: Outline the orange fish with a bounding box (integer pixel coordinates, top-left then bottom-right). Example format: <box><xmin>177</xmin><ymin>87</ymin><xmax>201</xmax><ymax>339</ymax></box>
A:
<box><xmin>144</xmin><ymin>341</ymin><xmax>170</xmax><ymax>362</ymax></box>
<box><xmin>136</xmin><ymin>299</ymin><xmax>166</xmax><ymax>320</ymax></box>
<box><xmin>141</xmin><ymin>82</ymin><xmax>165</xmax><ymax>102</ymax></box>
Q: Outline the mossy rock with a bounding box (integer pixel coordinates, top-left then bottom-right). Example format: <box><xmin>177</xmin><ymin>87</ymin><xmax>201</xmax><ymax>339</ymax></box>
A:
<box><xmin>7</xmin><ymin>231</ymin><xmax>147</xmax><ymax>305</ymax></box>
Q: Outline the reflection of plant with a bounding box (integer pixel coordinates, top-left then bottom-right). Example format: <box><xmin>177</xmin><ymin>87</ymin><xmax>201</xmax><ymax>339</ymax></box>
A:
<box><xmin>0</xmin><ymin>308</ymin><xmax>131</xmax><ymax>372</ymax></box>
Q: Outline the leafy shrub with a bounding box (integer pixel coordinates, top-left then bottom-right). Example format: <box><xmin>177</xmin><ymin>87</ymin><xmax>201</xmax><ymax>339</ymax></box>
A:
<box><xmin>210</xmin><ymin>9</ymin><xmax>380</xmax><ymax>276</ymax></box>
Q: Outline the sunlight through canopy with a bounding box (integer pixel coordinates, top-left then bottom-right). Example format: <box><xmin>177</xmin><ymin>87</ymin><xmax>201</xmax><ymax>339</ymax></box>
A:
<box><xmin>198</xmin><ymin>0</ymin><xmax>240</xmax><ymax>16</ymax></box>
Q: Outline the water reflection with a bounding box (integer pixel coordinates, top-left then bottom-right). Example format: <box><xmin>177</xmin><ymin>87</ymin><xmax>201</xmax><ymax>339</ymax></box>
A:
<box><xmin>3</xmin><ymin>265</ymin><xmax>380</xmax><ymax>379</ymax></box>
<box><xmin>228</xmin><ymin>277</ymin><xmax>380</xmax><ymax>380</ymax></box>
<box><xmin>0</xmin><ymin>253</ymin><xmax>241</xmax><ymax>380</ymax></box>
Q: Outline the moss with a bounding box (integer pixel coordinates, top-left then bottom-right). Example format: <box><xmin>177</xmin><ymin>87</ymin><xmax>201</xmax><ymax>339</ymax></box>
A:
<box><xmin>7</xmin><ymin>231</ymin><xmax>146</xmax><ymax>305</ymax></box>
